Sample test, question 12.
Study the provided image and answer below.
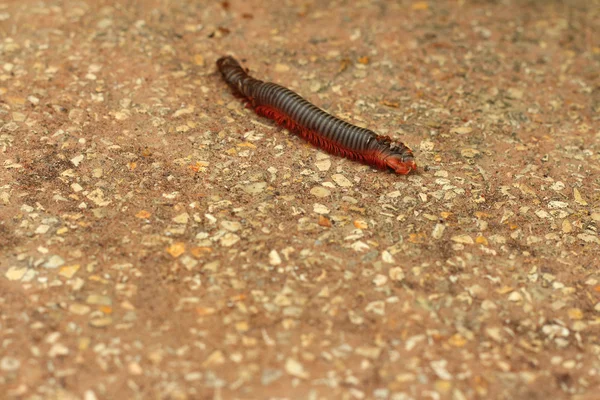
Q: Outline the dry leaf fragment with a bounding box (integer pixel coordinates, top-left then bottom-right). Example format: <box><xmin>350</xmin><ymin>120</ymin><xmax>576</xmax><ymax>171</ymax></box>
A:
<box><xmin>412</xmin><ymin>1</ymin><xmax>429</xmax><ymax>10</ymax></box>
<box><xmin>135</xmin><ymin>210</ymin><xmax>151</xmax><ymax>219</ymax></box>
<box><xmin>167</xmin><ymin>242</ymin><xmax>186</xmax><ymax>258</ymax></box>
<box><xmin>381</xmin><ymin>100</ymin><xmax>399</xmax><ymax>108</ymax></box>
<box><xmin>318</xmin><ymin>215</ymin><xmax>332</xmax><ymax>227</ymax></box>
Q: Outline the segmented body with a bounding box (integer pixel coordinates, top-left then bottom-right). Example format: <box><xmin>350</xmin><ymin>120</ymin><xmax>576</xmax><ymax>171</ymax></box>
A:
<box><xmin>216</xmin><ymin>56</ymin><xmax>416</xmax><ymax>175</ymax></box>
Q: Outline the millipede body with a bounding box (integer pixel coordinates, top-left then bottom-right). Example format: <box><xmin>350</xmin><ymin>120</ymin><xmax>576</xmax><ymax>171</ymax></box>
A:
<box><xmin>216</xmin><ymin>56</ymin><xmax>416</xmax><ymax>175</ymax></box>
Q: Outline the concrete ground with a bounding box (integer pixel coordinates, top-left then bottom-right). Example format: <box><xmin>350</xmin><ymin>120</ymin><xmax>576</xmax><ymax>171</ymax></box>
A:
<box><xmin>1</xmin><ymin>0</ymin><xmax>599</xmax><ymax>399</ymax></box>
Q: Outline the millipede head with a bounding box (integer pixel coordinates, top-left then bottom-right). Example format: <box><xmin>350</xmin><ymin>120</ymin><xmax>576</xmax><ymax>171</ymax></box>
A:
<box><xmin>381</xmin><ymin>141</ymin><xmax>417</xmax><ymax>175</ymax></box>
<box><xmin>385</xmin><ymin>154</ymin><xmax>417</xmax><ymax>175</ymax></box>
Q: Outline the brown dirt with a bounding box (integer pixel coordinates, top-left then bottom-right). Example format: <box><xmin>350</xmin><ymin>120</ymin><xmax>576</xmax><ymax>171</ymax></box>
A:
<box><xmin>1</xmin><ymin>0</ymin><xmax>599</xmax><ymax>399</ymax></box>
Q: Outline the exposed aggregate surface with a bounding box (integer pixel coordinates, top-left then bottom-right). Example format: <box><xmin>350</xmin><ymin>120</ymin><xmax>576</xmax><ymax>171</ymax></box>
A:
<box><xmin>1</xmin><ymin>0</ymin><xmax>599</xmax><ymax>399</ymax></box>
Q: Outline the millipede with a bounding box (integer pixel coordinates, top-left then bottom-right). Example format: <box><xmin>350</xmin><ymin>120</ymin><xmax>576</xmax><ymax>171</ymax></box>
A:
<box><xmin>216</xmin><ymin>56</ymin><xmax>417</xmax><ymax>175</ymax></box>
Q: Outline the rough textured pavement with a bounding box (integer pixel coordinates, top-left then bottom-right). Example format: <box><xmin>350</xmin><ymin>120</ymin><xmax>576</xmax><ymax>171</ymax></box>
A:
<box><xmin>1</xmin><ymin>0</ymin><xmax>599</xmax><ymax>399</ymax></box>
